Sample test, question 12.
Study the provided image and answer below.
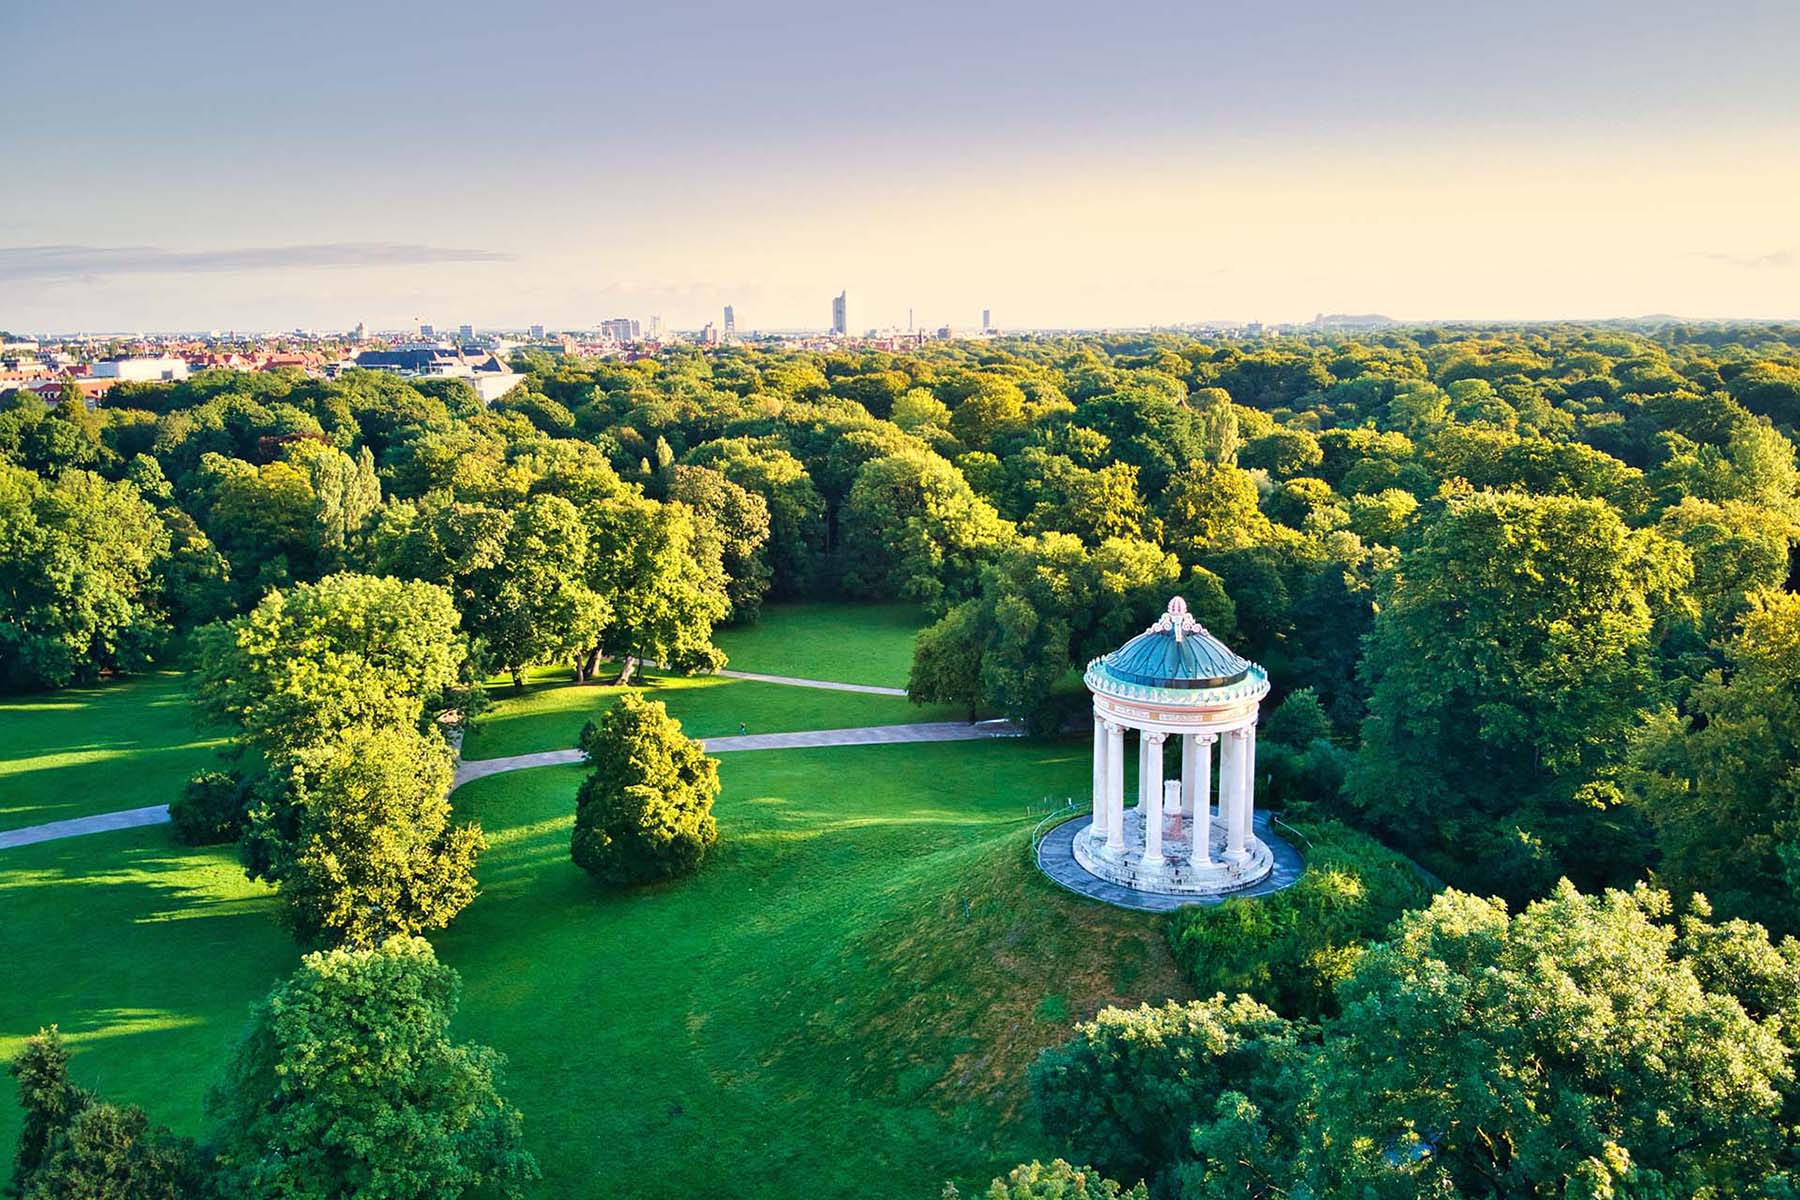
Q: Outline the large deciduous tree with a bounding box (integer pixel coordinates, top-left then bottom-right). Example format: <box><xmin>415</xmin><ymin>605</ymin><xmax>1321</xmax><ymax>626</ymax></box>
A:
<box><xmin>193</xmin><ymin>572</ymin><xmax>468</xmax><ymax>759</ymax></box>
<box><xmin>571</xmin><ymin>694</ymin><xmax>720</xmax><ymax>885</ymax></box>
<box><xmin>1348</xmin><ymin>489</ymin><xmax>1685</xmax><ymax>899</ymax></box>
<box><xmin>838</xmin><ymin>447</ymin><xmax>1014</xmax><ymax>611</ymax></box>
<box><xmin>243</xmin><ymin>725</ymin><xmax>485</xmax><ymax>948</ymax></box>
<box><xmin>208</xmin><ymin>937</ymin><xmax>538</xmax><ymax>1200</ymax></box>
<box><xmin>579</xmin><ymin>492</ymin><xmax>729</xmax><ymax>681</ymax></box>
<box><xmin>0</xmin><ymin>464</ymin><xmax>170</xmax><ymax>689</ymax></box>
<box><xmin>1633</xmin><ymin>591</ymin><xmax>1800</xmax><ymax>932</ymax></box>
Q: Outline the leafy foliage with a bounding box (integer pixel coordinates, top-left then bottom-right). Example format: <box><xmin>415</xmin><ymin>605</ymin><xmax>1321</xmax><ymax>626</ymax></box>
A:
<box><xmin>243</xmin><ymin>725</ymin><xmax>484</xmax><ymax>947</ymax></box>
<box><xmin>208</xmin><ymin>936</ymin><xmax>538</xmax><ymax>1200</ymax></box>
<box><xmin>1166</xmin><ymin>820</ymin><xmax>1432</xmax><ymax>1017</ymax></box>
<box><xmin>571</xmin><ymin>693</ymin><xmax>721</xmax><ymax>884</ymax></box>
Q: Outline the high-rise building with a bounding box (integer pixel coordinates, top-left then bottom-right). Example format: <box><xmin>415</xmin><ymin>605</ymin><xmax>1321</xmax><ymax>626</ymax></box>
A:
<box><xmin>458</xmin><ymin>324</ymin><xmax>474</xmax><ymax>339</ymax></box>
<box><xmin>420</xmin><ymin>323</ymin><xmax>435</xmax><ymax>338</ymax></box>
<box><xmin>649</xmin><ymin>314</ymin><xmax>662</xmax><ymax>339</ymax></box>
<box><xmin>700</xmin><ymin>321</ymin><xmax>719</xmax><ymax>346</ymax></box>
<box><xmin>529</xmin><ymin>324</ymin><xmax>545</xmax><ymax>339</ymax></box>
<box><xmin>351</xmin><ymin>321</ymin><xmax>366</xmax><ymax>342</ymax></box>
<box><xmin>723</xmin><ymin>305</ymin><xmax>735</xmax><ymax>337</ymax></box>
<box><xmin>982</xmin><ymin>309</ymin><xmax>991</xmax><ymax>331</ymax></box>
<box><xmin>831</xmin><ymin>291</ymin><xmax>847</xmax><ymax>335</ymax></box>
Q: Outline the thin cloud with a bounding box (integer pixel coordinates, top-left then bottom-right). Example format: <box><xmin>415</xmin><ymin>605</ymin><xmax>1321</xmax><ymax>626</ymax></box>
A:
<box><xmin>1693</xmin><ymin>248</ymin><xmax>1797</xmax><ymax>270</ymax></box>
<box><xmin>0</xmin><ymin>242</ymin><xmax>513</xmax><ymax>281</ymax></box>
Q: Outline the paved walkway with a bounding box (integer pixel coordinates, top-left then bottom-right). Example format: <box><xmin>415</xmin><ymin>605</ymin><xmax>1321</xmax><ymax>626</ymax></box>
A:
<box><xmin>0</xmin><ymin>805</ymin><xmax>174</xmax><ymax>850</ymax></box>
<box><xmin>2</xmin><ymin>720</ymin><xmax>1022</xmax><ymax>848</ymax></box>
<box><xmin>1035</xmin><ymin>811</ymin><xmax>1305</xmax><ymax>912</ymax></box>
<box><xmin>713</xmin><ymin>669</ymin><xmax>906</xmax><ymax>697</ymax></box>
<box><xmin>453</xmin><ymin>720</ymin><xmax>1015</xmax><ymax>787</ymax></box>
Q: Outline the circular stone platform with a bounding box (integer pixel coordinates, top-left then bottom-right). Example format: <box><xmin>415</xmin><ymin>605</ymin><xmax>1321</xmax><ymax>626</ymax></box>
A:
<box><xmin>1037</xmin><ymin>812</ymin><xmax>1305</xmax><ymax>912</ymax></box>
<box><xmin>1074</xmin><ymin>809</ymin><xmax>1274</xmax><ymax>894</ymax></box>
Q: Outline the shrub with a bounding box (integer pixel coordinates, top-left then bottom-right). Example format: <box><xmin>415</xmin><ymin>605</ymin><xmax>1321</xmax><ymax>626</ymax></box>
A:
<box><xmin>169</xmin><ymin>770</ymin><xmax>247</xmax><ymax>846</ymax></box>
<box><xmin>572</xmin><ymin>694</ymin><xmax>719</xmax><ymax>885</ymax></box>
<box><xmin>1166</xmin><ymin>820</ymin><xmax>1432</xmax><ymax>1018</ymax></box>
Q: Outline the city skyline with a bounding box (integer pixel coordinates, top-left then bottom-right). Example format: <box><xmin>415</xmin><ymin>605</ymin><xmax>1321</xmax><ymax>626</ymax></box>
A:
<box><xmin>4</xmin><ymin>0</ymin><xmax>1799</xmax><ymax>332</ymax></box>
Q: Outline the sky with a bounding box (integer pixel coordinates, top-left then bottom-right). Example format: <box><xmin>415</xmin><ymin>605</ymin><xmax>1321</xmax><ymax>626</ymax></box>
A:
<box><xmin>3</xmin><ymin>0</ymin><xmax>1798</xmax><ymax>333</ymax></box>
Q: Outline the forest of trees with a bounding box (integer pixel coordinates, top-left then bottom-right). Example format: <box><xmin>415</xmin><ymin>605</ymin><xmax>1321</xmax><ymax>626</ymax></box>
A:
<box><xmin>6</xmin><ymin>322</ymin><xmax>1800</xmax><ymax>1197</ymax></box>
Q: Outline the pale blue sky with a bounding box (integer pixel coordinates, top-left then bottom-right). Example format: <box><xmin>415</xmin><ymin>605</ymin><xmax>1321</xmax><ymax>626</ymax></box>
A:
<box><xmin>4</xmin><ymin>0</ymin><xmax>1797</xmax><ymax>331</ymax></box>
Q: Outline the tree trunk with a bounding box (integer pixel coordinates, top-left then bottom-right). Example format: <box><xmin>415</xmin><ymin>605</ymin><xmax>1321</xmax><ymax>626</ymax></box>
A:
<box><xmin>614</xmin><ymin>654</ymin><xmax>638</xmax><ymax>686</ymax></box>
<box><xmin>578</xmin><ymin>645</ymin><xmax>603</xmax><ymax>684</ymax></box>
<box><xmin>510</xmin><ymin>666</ymin><xmax>524</xmax><ymax>689</ymax></box>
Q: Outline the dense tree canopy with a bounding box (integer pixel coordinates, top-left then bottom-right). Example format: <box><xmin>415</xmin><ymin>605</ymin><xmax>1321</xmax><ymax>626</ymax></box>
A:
<box><xmin>208</xmin><ymin>937</ymin><xmax>538</xmax><ymax>1200</ymax></box>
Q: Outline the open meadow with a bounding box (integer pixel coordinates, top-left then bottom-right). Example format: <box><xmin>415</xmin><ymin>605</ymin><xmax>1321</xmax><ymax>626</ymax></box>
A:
<box><xmin>0</xmin><ymin>606</ymin><xmax>1184</xmax><ymax>1198</ymax></box>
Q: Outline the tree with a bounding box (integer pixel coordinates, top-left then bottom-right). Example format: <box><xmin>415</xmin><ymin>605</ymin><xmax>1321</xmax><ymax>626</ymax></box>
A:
<box><xmin>208</xmin><ymin>937</ymin><xmax>538</xmax><ymax>1200</ymax></box>
<box><xmin>669</xmin><ymin>464</ymin><xmax>773</xmax><ymax>621</ymax></box>
<box><xmin>906</xmin><ymin>534</ymin><xmax>1181</xmax><ymax>730</ymax></box>
<box><xmin>0</xmin><ymin>465</ymin><xmax>170</xmax><ymax>689</ymax></box>
<box><xmin>9</xmin><ymin>1027</ymin><xmax>90</xmax><ymax>1197</ymax></box>
<box><xmin>193</xmin><ymin>573</ymin><xmax>467</xmax><ymax>760</ymax></box>
<box><xmin>839</xmin><ymin>448</ymin><xmax>1014</xmax><ymax>611</ymax></box>
<box><xmin>1165</xmin><ymin>821</ymin><xmax>1431</xmax><ymax>1018</ymax></box>
<box><xmin>243</xmin><ymin>726</ymin><xmax>485</xmax><ymax>947</ymax></box>
<box><xmin>974</xmin><ymin>1160</ymin><xmax>1147</xmax><ymax>1200</ymax></box>
<box><xmin>571</xmin><ymin>694</ymin><xmax>720</xmax><ymax>885</ymax></box>
<box><xmin>1655</xmin><ymin>497</ymin><xmax>1795</xmax><ymax>635</ymax></box>
<box><xmin>1633</xmin><ymin>591</ymin><xmax>1800</xmax><ymax>932</ymax></box>
<box><xmin>8</xmin><ymin>1026</ymin><xmax>207</xmax><ymax>1200</ymax></box>
<box><xmin>1308</xmin><ymin>884</ymin><xmax>1800</xmax><ymax>1198</ymax></box>
<box><xmin>471</xmin><ymin>494</ymin><xmax>610</xmax><ymax>686</ymax></box>
<box><xmin>579</xmin><ymin>492</ymin><xmax>728</xmax><ymax>680</ymax></box>
<box><xmin>1028</xmin><ymin>996</ymin><xmax>1302</xmax><ymax>1189</ymax></box>
<box><xmin>1160</xmin><ymin>464</ymin><xmax>1274</xmax><ymax>560</ymax></box>
<box><xmin>1349</xmin><ymin>489</ymin><xmax>1682</xmax><ymax>899</ymax></box>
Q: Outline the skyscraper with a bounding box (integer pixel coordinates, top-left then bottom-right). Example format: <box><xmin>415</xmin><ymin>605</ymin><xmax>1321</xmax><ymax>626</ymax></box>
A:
<box><xmin>982</xmin><ymin>309</ymin><xmax>991</xmax><ymax>331</ymax></box>
<box><xmin>458</xmin><ymin>324</ymin><xmax>474</xmax><ymax>339</ymax></box>
<box><xmin>831</xmin><ymin>291</ymin><xmax>847</xmax><ymax>336</ymax></box>
<box><xmin>529</xmin><ymin>324</ymin><xmax>545</xmax><ymax>339</ymax></box>
<box><xmin>723</xmin><ymin>305</ymin><xmax>735</xmax><ymax>337</ymax></box>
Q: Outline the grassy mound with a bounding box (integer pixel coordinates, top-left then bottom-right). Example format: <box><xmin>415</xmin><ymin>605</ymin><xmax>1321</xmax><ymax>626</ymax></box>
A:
<box><xmin>2</xmin><ymin>733</ymin><xmax>1182</xmax><ymax>1198</ymax></box>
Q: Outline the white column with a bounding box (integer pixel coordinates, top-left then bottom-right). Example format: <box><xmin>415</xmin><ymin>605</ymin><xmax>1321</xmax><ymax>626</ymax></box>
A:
<box><xmin>1180</xmin><ymin>734</ymin><xmax>1198</xmax><ymax>818</ymax></box>
<box><xmin>1091</xmin><ymin>713</ymin><xmax>1107</xmax><ymax>837</ymax></box>
<box><xmin>1105</xmin><ymin>722</ymin><xmax>1126</xmax><ymax>852</ymax></box>
<box><xmin>1224</xmin><ymin>729</ymin><xmax>1249</xmax><ymax>861</ymax></box>
<box><xmin>1243</xmin><ymin>724</ymin><xmax>1258</xmax><ymax>846</ymax></box>
<box><xmin>1136</xmin><ymin>732</ymin><xmax>1149</xmax><ymax>810</ymax></box>
<box><xmin>1190</xmin><ymin>734</ymin><xmax>1214</xmax><ymax>867</ymax></box>
<box><xmin>1142</xmin><ymin>732</ymin><xmax>1166</xmax><ymax>864</ymax></box>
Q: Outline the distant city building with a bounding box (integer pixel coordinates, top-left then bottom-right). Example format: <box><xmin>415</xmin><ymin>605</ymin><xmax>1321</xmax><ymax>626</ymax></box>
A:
<box><xmin>351</xmin><ymin>346</ymin><xmax>521</xmax><ymax>403</ymax></box>
<box><xmin>420</xmin><ymin>323</ymin><xmax>435</xmax><ymax>338</ymax></box>
<box><xmin>723</xmin><ymin>305</ymin><xmax>735</xmax><ymax>337</ymax></box>
<box><xmin>89</xmin><ymin>355</ymin><xmax>189</xmax><ymax>383</ymax></box>
<box><xmin>458</xmin><ymin>324</ymin><xmax>474</xmax><ymax>339</ymax></box>
<box><xmin>831</xmin><ymin>291</ymin><xmax>847</xmax><ymax>335</ymax></box>
<box><xmin>529</xmin><ymin>324</ymin><xmax>545</xmax><ymax>339</ymax></box>
<box><xmin>982</xmin><ymin>308</ymin><xmax>991</xmax><ymax>331</ymax></box>
<box><xmin>600</xmin><ymin>318</ymin><xmax>640</xmax><ymax>343</ymax></box>
<box><xmin>351</xmin><ymin>321</ymin><xmax>367</xmax><ymax>342</ymax></box>
<box><xmin>700</xmin><ymin>321</ymin><xmax>719</xmax><ymax>346</ymax></box>
<box><xmin>649</xmin><ymin>314</ymin><xmax>663</xmax><ymax>339</ymax></box>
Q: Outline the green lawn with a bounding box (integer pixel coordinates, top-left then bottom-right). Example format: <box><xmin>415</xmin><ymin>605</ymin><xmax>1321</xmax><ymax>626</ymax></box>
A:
<box><xmin>712</xmin><ymin>602</ymin><xmax>929</xmax><ymax>688</ymax></box>
<box><xmin>463</xmin><ymin>666</ymin><xmax>958</xmax><ymax>761</ymax></box>
<box><xmin>0</xmin><ymin>674</ymin><xmax>228</xmax><ymax>832</ymax></box>
<box><xmin>0</xmin><ymin>738</ymin><xmax>1186</xmax><ymax>1198</ymax></box>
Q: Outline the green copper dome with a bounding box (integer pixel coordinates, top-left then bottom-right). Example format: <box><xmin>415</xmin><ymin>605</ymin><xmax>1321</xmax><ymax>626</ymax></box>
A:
<box><xmin>1090</xmin><ymin>597</ymin><xmax>1253</xmax><ymax>689</ymax></box>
